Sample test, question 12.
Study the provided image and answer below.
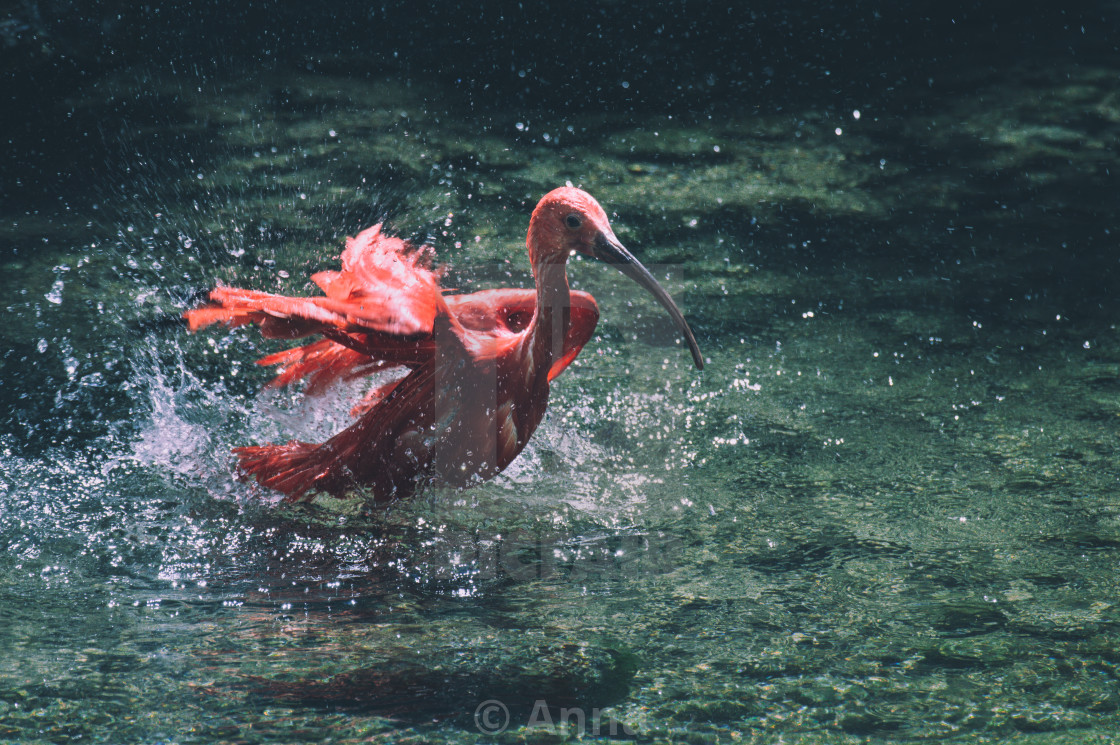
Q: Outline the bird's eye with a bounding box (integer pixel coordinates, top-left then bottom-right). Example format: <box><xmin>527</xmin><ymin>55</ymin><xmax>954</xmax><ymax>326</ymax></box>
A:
<box><xmin>564</xmin><ymin>214</ymin><xmax>583</xmax><ymax>230</ymax></box>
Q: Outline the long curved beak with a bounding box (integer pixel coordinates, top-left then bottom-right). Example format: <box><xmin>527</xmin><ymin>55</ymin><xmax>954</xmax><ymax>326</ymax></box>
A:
<box><xmin>593</xmin><ymin>232</ymin><xmax>704</xmax><ymax>370</ymax></box>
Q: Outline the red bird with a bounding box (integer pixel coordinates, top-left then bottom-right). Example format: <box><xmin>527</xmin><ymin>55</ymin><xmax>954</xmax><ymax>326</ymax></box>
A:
<box><xmin>185</xmin><ymin>187</ymin><xmax>703</xmax><ymax>502</ymax></box>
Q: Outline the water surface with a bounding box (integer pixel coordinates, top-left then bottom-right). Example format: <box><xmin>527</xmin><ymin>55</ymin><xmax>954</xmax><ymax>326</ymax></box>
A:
<box><xmin>2</xmin><ymin>6</ymin><xmax>1120</xmax><ymax>743</ymax></box>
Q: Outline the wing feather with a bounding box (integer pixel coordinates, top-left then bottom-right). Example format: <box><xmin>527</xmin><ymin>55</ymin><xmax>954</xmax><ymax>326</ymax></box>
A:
<box><xmin>183</xmin><ymin>224</ymin><xmax>444</xmax><ymax>339</ymax></box>
<box><xmin>445</xmin><ymin>288</ymin><xmax>599</xmax><ymax>380</ymax></box>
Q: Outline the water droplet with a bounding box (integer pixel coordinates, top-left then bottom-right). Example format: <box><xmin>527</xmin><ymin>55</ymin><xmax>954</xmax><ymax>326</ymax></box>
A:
<box><xmin>45</xmin><ymin>278</ymin><xmax>64</xmax><ymax>304</ymax></box>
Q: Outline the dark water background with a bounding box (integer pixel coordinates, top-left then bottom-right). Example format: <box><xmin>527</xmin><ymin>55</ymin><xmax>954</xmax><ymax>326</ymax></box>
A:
<box><xmin>3</xmin><ymin>1</ymin><xmax>1120</xmax><ymax>742</ymax></box>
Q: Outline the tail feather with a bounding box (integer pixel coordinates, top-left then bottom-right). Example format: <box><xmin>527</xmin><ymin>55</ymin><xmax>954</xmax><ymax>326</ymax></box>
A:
<box><xmin>234</xmin><ymin>442</ymin><xmax>335</xmax><ymax>501</ymax></box>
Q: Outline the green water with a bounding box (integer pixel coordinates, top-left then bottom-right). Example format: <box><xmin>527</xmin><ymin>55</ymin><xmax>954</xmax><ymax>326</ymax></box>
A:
<box><xmin>3</xmin><ymin>32</ymin><xmax>1120</xmax><ymax>745</ymax></box>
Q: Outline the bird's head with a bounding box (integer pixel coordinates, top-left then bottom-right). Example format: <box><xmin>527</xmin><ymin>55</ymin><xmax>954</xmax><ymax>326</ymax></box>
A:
<box><xmin>528</xmin><ymin>186</ymin><xmax>618</xmax><ymax>263</ymax></box>
<box><xmin>528</xmin><ymin>186</ymin><xmax>704</xmax><ymax>370</ymax></box>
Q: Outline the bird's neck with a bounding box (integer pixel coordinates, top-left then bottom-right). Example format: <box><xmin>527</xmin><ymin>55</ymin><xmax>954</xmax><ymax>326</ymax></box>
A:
<box><xmin>527</xmin><ymin>258</ymin><xmax>571</xmax><ymax>380</ymax></box>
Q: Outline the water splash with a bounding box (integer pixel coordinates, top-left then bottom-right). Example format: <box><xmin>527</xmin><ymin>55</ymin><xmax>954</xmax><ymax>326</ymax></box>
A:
<box><xmin>129</xmin><ymin>341</ymin><xmax>243</xmax><ymax>496</ymax></box>
<box><xmin>44</xmin><ymin>265</ymin><xmax>68</xmax><ymax>304</ymax></box>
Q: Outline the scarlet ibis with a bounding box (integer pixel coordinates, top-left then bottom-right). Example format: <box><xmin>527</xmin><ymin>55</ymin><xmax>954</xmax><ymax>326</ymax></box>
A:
<box><xmin>184</xmin><ymin>187</ymin><xmax>703</xmax><ymax>502</ymax></box>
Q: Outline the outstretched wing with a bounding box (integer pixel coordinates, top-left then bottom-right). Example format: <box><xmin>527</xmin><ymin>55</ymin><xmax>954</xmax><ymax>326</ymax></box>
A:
<box><xmin>446</xmin><ymin>288</ymin><xmax>599</xmax><ymax>381</ymax></box>
<box><xmin>184</xmin><ymin>224</ymin><xmax>444</xmax><ymax>339</ymax></box>
<box><xmin>308</xmin><ymin>224</ymin><xmax>442</xmax><ymax>336</ymax></box>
